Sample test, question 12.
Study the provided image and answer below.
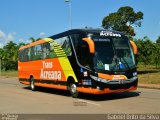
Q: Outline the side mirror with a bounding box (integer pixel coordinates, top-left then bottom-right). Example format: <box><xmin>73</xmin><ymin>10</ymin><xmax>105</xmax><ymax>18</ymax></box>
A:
<box><xmin>82</xmin><ymin>38</ymin><xmax>95</xmax><ymax>54</ymax></box>
<box><xmin>130</xmin><ymin>40</ymin><xmax>138</xmax><ymax>55</ymax></box>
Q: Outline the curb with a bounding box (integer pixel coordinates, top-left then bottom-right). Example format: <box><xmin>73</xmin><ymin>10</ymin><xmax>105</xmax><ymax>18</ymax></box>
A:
<box><xmin>138</xmin><ymin>83</ymin><xmax>160</xmax><ymax>89</ymax></box>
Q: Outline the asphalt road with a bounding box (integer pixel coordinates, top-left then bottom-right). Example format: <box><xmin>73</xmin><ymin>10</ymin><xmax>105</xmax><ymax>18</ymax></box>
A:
<box><xmin>0</xmin><ymin>76</ymin><xmax>160</xmax><ymax>114</ymax></box>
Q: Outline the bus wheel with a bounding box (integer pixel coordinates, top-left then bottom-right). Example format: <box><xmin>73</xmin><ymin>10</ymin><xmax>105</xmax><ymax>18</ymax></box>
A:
<box><xmin>30</xmin><ymin>77</ymin><xmax>36</xmax><ymax>91</ymax></box>
<box><xmin>69</xmin><ymin>83</ymin><xmax>78</xmax><ymax>98</ymax></box>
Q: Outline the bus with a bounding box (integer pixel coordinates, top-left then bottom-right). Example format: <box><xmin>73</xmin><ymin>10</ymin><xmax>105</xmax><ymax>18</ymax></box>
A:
<box><xmin>18</xmin><ymin>29</ymin><xmax>138</xmax><ymax>97</ymax></box>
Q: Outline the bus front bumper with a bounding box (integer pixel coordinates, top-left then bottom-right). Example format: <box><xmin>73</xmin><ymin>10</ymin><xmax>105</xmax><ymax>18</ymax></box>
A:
<box><xmin>77</xmin><ymin>76</ymin><xmax>138</xmax><ymax>94</ymax></box>
<box><xmin>77</xmin><ymin>86</ymin><xmax>137</xmax><ymax>94</ymax></box>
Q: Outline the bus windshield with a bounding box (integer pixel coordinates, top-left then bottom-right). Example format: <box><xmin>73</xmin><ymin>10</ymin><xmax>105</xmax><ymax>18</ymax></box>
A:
<box><xmin>92</xmin><ymin>35</ymin><xmax>136</xmax><ymax>73</ymax></box>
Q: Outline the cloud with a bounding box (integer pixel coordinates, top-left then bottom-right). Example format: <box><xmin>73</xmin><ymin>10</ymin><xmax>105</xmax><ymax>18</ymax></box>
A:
<box><xmin>0</xmin><ymin>30</ymin><xmax>17</xmax><ymax>47</ymax></box>
<box><xmin>6</xmin><ymin>33</ymin><xmax>15</xmax><ymax>42</ymax></box>
<box><xmin>0</xmin><ymin>30</ymin><xmax>6</xmax><ymax>38</ymax></box>
<box><xmin>18</xmin><ymin>38</ymin><xmax>25</xmax><ymax>43</ymax></box>
<box><xmin>0</xmin><ymin>30</ymin><xmax>16</xmax><ymax>42</ymax></box>
<box><xmin>0</xmin><ymin>42</ymin><xmax>4</xmax><ymax>48</ymax></box>
<box><xmin>39</xmin><ymin>32</ymin><xmax>46</xmax><ymax>36</ymax></box>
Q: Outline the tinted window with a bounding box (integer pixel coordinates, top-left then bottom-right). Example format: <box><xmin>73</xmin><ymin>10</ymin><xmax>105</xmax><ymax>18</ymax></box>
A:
<box><xmin>42</xmin><ymin>42</ymin><xmax>57</xmax><ymax>59</ymax></box>
<box><xmin>33</xmin><ymin>44</ymin><xmax>42</xmax><ymax>60</ymax></box>
<box><xmin>18</xmin><ymin>50</ymin><xmax>25</xmax><ymax>62</ymax></box>
<box><xmin>56</xmin><ymin>36</ymin><xmax>72</xmax><ymax>56</ymax></box>
<box><xmin>24</xmin><ymin>48</ymin><xmax>29</xmax><ymax>61</ymax></box>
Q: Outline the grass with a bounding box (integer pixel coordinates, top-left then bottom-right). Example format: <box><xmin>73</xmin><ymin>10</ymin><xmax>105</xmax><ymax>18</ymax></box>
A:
<box><xmin>0</xmin><ymin>71</ymin><xmax>18</xmax><ymax>77</ymax></box>
<box><xmin>138</xmin><ymin>72</ymin><xmax>160</xmax><ymax>84</ymax></box>
<box><xmin>137</xmin><ymin>64</ymin><xmax>160</xmax><ymax>84</ymax></box>
<box><xmin>0</xmin><ymin>64</ymin><xmax>160</xmax><ymax>84</ymax></box>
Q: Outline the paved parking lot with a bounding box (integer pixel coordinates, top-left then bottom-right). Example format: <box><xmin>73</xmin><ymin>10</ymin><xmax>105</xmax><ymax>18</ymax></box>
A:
<box><xmin>0</xmin><ymin>76</ymin><xmax>160</xmax><ymax>114</ymax></box>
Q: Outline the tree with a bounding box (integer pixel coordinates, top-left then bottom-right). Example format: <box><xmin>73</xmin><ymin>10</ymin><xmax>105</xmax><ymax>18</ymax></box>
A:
<box><xmin>135</xmin><ymin>37</ymin><xmax>156</xmax><ymax>67</ymax></box>
<box><xmin>153</xmin><ymin>44</ymin><xmax>160</xmax><ymax>68</ymax></box>
<box><xmin>29</xmin><ymin>37</ymin><xmax>41</xmax><ymax>43</ymax></box>
<box><xmin>102</xmin><ymin>6</ymin><xmax>143</xmax><ymax>37</ymax></box>
<box><xmin>3</xmin><ymin>41</ymin><xmax>19</xmax><ymax>70</ymax></box>
<box><xmin>18</xmin><ymin>42</ymin><xmax>26</xmax><ymax>48</ymax></box>
<box><xmin>0</xmin><ymin>48</ymin><xmax>4</xmax><ymax>72</ymax></box>
<box><xmin>156</xmin><ymin>36</ymin><xmax>160</xmax><ymax>44</ymax></box>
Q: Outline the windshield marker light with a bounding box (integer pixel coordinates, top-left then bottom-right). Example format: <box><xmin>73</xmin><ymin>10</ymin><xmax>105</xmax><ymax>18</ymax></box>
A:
<box><xmin>100</xmin><ymin>31</ymin><xmax>121</xmax><ymax>37</ymax></box>
<box><xmin>83</xmin><ymin>71</ymin><xmax>88</xmax><ymax>77</ymax></box>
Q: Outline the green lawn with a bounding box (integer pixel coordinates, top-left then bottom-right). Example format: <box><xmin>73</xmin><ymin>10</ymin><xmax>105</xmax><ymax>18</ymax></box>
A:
<box><xmin>137</xmin><ymin>64</ymin><xmax>160</xmax><ymax>84</ymax></box>
<box><xmin>0</xmin><ymin>71</ymin><xmax>18</xmax><ymax>77</ymax></box>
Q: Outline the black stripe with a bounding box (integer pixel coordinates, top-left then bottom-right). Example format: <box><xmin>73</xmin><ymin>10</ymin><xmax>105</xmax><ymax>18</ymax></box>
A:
<box><xmin>19</xmin><ymin>78</ymin><xmax>67</xmax><ymax>86</ymax></box>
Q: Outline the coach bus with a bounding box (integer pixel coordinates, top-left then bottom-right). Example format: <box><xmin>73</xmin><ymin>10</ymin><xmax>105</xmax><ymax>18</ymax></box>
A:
<box><xmin>18</xmin><ymin>29</ymin><xmax>138</xmax><ymax>97</ymax></box>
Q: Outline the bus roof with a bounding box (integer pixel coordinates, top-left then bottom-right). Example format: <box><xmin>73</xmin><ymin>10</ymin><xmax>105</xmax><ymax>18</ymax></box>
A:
<box><xmin>19</xmin><ymin>28</ymin><xmax>125</xmax><ymax>51</ymax></box>
<box><xmin>49</xmin><ymin>28</ymin><xmax>125</xmax><ymax>39</ymax></box>
<box><xmin>19</xmin><ymin>39</ymin><xmax>46</xmax><ymax>50</ymax></box>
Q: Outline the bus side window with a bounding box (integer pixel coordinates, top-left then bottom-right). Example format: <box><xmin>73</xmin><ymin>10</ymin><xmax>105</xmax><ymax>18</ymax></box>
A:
<box><xmin>28</xmin><ymin>47</ymin><xmax>31</xmax><ymax>61</ymax></box>
<box><xmin>80</xmin><ymin>42</ymin><xmax>90</xmax><ymax>67</ymax></box>
<box><xmin>30</xmin><ymin>46</ymin><xmax>36</xmax><ymax>61</ymax></box>
<box><xmin>42</xmin><ymin>42</ymin><xmax>57</xmax><ymax>59</ymax></box>
<box><xmin>18</xmin><ymin>50</ymin><xmax>24</xmax><ymax>62</ymax></box>
<box><xmin>42</xmin><ymin>43</ymin><xmax>48</xmax><ymax>59</ymax></box>
<box><xmin>34</xmin><ymin>44</ymin><xmax>42</xmax><ymax>60</ymax></box>
<box><xmin>23</xmin><ymin>48</ymin><xmax>29</xmax><ymax>62</ymax></box>
<box><xmin>56</xmin><ymin>36</ymin><xmax>72</xmax><ymax>56</ymax></box>
<box><xmin>70</xmin><ymin>34</ymin><xmax>89</xmax><ymax>66</ymax></box>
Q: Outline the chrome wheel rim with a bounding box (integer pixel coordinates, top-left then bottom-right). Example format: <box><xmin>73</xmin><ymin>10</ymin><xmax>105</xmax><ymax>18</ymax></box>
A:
<box><xmin>31</xmin><ymin>79</ymin><xmax>34</xmax><ymax>90</ymax></box>
<box><xmin>70</xmin><ymin>84</ymin><xmax>77</xmax><ymax>93</ymax></box>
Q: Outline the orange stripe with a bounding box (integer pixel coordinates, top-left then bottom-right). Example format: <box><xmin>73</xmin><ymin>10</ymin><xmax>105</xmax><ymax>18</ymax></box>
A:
<box><xmin>77</xmin><ymin>86</ymin><xmax>137</xmax><ymax>94</ymax></box>
<box><xmin>20</xmin><ymin>81</ymin><xmax>30</xmax><ymax>85</ymax></box>
<box><xmin>98</xmin><ymin>73</ymin><xmax>127</xmax><ymax>80</ymax></box>
<box><xmin>19</xmin><ymin>39</ymin><xmax>46</xmax><ymax>50</ymax></box>
<box><xmin>98</xmin><ymin>73</ymin><xmax>114</xmax><ymax>80</ymax></box>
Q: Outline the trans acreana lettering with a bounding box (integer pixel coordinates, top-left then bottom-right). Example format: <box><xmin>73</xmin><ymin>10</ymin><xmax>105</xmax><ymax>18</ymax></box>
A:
<box><xmin>40</xmin><ymin>61</ymin><xmax>61</xmax><ymax>80</ymax></box>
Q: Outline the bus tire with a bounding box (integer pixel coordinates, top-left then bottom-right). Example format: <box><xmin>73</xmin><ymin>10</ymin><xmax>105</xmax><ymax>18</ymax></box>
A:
<box><xmin>69</xmin><ymin>83</ymin><xmax>78</xmax><ymax>98</ymax></box>
<box><xmin>30</xmin><ymin>77</ymin><xmax>36</xmax><ymax>91</ymax></box>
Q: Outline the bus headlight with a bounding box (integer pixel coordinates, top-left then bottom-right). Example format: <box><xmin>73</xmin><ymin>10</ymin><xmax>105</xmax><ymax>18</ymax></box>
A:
<box><xmin>133</xmin><ymin>72</ymin><xmax>137</xmax><ymax>76</ymax></box>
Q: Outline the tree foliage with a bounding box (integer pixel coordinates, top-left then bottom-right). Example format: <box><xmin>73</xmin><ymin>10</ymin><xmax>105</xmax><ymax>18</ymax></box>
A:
<box><xmin>29</xmin><ymin>37</ymin><xmax>41</xmax><ymax>42</ymax></box>
<box><xmin>102</xmin><ymin>6</ymin><xmax>143</xmax><ymax>36</ymax></box>
<box><xmin>156</xmin><ymin>36</ymin><xmax>160</xmax><ymax>44</ymax></box>
<box><xmin>0</xmin><ymin>41</ymin><xmax>19</xmax><ymax>70</ymax></box>
<box><xmin>135</xmin><ymin>37</ymin><xmax>160</xmax><ymax>68</ymax></box>
<box><xmin>0</xmin><ymin>37</ymin><xmax>41</xmax><ymax>71</ymax></box>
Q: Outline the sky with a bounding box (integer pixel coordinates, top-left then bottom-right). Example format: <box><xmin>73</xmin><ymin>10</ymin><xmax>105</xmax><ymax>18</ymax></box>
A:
<box><xmin>0</xmin><ymin>0</ymin><xmax>160</xmax><ymax>48</ymax></box>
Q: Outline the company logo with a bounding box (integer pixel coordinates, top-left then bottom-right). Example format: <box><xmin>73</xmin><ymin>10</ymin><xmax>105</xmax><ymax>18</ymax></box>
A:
<box><xmin>40</xmin><ymin>61</ymin><xmax>61</xmax><ymax>80</ymax></box>
<box><xmin>100</xmin><ymin>31</ymin><xmax>121</xmax><ymax>37</ymax></box>
<box><xmin>112</xmin><ymin>75</ymin><xmax>127</xmax><ymax>80</ymax></box>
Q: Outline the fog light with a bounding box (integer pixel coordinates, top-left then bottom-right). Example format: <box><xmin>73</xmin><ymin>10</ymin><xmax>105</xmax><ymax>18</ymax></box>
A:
<box><xmin>96</xmin><ymin>86</ymin><xmax>100</xmax><ymax>90</ymax></box>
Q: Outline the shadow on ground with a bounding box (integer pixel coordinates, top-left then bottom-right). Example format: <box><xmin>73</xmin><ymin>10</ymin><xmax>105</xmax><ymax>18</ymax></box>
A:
<box><xmin>23</xmin><ymin>86</ymin><xmax>140</xmax><ymax>101</ymax></box>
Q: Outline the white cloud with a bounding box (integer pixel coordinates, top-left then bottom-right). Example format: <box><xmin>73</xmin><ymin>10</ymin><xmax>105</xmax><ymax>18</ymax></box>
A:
<box><xmin>0</xmin><ymin>30</ymin><xmax>6</xmax><ymax>38</ymax></box>
<box><xmin>6</xmin><ymin>33</ymin><xmax>15</xmax><ymax>42</ymax></box>
<box><xmin>0</xmin><ymin>42</ymin><xmax>4</xmax><ymax>48</ymax></box>
<box><xmin>39</xmin><ymin>32</ymin><xmax>46</xmax><ymax>36</ymax></box>
<box><xmin>18</xmin><ymin>38</ymin><xmax>25</xmax><ymax>43</ymax></box>
<box><xmin>0</xmin><ymin>30</ymin><xmax>16</xmax><ymax>44</ymax></box>
<box><xmin>12</xmin><ymin>32</ymin><xmax>16</xmax><ymax>36</ymax></box>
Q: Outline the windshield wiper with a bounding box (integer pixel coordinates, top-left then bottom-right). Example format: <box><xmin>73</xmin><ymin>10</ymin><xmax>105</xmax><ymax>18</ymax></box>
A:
<box><xmin>120</xmin><ymin>57</ymin><xmax>131</xmax><ymax>70</ymax></box>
